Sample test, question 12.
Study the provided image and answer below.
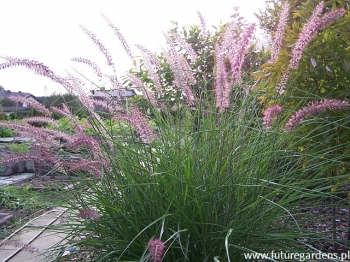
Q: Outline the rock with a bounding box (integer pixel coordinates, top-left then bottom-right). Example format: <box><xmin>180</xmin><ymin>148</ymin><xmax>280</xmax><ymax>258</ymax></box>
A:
<box><xmin>1</xmin><ymin>162</ymin><xmax>24</xmax><ymax>176</ymax></box>
<box><xmin>0</xmin><ymin>146</ymin><xmax>35</xmax><ymax>176</ymax></box>
<box><xmin>0</xmin><ymin>160</ymin><xmax>35</xmax><ymax>176</ymax></box>
<box><xmin>34</xmin><ymin>163</ymin><xmax>55</xmax><ymax>176</ymax></box>
<box><xmin>26</xmin><ymin>159</ymin><xmax>35</xmax><ymax>173</ymax></box>
<box><xmin>0</xmin><ymin>213</ymin><xmax>13</xmax><ymax>226</ymax></box>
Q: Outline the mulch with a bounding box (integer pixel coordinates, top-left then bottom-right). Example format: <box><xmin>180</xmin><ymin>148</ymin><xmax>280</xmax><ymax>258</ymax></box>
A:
<box><xmin>297</xmin><ymin>200</ymin><xmax>349</xmax><ymax>254</ymax></box>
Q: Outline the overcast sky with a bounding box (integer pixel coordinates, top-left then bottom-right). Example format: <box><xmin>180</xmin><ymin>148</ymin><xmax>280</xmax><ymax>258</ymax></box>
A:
<box><xmin>0</xmin><ymin>0</ymin><xmax>267</xmax><ymax>97</ymax></box>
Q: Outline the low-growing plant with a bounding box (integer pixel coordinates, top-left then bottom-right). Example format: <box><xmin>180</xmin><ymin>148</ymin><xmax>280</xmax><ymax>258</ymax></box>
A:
<box><xmin>0</xmin><ymin>127</ymin><xmax>13</xmax><ymax>137</ymax></box>
<box><xmin>0</xmin><ymin>185</ymin><xmax>68</xmax><ymax>211</ymax></box>
<box><xmin>0</xmin><ymin>186</ymin><xmax>23</xmax><ymax>209</ymax></box>
<box><xmin>5</xmin><ymin>142</ymin><xmax>29</xmax><ymax>153</ymax></box>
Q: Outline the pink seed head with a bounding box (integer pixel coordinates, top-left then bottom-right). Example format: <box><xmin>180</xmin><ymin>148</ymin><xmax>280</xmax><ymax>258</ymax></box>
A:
<box><xmin>149</xmin><ymin>238</ymin><xmax>165</xmax><ymax>262</ymax></box>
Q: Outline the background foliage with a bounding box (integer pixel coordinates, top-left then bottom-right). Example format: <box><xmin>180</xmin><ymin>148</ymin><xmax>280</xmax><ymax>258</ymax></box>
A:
<box><xmin>254</xmin><ymin>0</ymin><xmax>350</xmax><ymax>193</ymax></box>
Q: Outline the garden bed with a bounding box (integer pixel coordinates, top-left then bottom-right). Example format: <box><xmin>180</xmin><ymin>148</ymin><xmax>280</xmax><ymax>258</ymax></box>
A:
<box><xmin>296</xmin><ymin>199</ymin><xmax>349</xmax><ymax>253</ymax></box>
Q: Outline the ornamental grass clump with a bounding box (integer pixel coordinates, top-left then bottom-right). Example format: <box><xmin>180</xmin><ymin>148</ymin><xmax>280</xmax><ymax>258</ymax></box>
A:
<box><xmin>0</xmin><ymin>5</ymin><xmax>349</xmax><ymax>261</ymax></box>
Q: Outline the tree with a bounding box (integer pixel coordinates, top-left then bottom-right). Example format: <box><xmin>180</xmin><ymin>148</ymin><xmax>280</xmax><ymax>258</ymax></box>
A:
<box><xmin>254</xmin><ymin>0</ymin><xmax>350</xmax><ymax>103</ymax></box>
<box><xmin>127</xmin><ymin>9</ymin><xmax>269</xmax><ymax>110</ymax></box>
<box><xmin>0</xmin><ymin>97</ymin><xmax>17</xmax><ymax>107</ymax></box>
<box><xmin>39</xmin><ymin>92</ymin><xmax>86</xmax><ymax>118</ymax></box>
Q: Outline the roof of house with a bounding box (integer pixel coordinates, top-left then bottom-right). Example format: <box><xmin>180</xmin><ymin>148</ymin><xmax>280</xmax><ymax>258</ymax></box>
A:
<box><xmin>0</xmin><ymin>90</ymin><xmax>41</xmax><ymax>114</ymax></box>
<box><xmin>0</xmin><ymin>90</ymin><xmax>39</xmax><ymax>101</ymax></box>
<box><xmin>92</xmin><ymin>89</ymin><xmax>137</xmax><ymax>99</ymax></box>
<box><xmin>2</xmin><ymin>106</ymin><xmax>31</xmax><ymax>112</ymax></box>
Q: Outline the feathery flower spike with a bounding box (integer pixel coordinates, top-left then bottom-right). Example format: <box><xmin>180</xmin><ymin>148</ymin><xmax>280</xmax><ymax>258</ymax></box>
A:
<box><xmin>263</xmin><ymin>105</ymin><xmax>283</xmax><ymax>129</ymax></box>
<box><xmin>163</xmin><ymin>47</ymin><xmax>196</xmax><ymax>106</ymax></box>
<box><xmin>319</xmin><ymin>8</ymin><xmax>346</xmax><ymax>28</ymax></box>
<box><xmin>285</xmin><ymin>99</ymin><xmax>350</xmax><ymax>131</ymax></box>
<box><xmin>101</xmin><ymin>14</ymin><xmax>133</xmax><ymax>59</ymax></box>
<box><xmin>136</xmin><ymin>46</ymin><xmax>164</xmax><ymax>96</ymax></box>
<box><xmin>22</xmin><ymin>116</ymin><xmax>59</xmax><ymax>127</ymax></box>
<box><xmin>104</xmin><ymin>74</ymin><xmax>124</xmax><ymax>89</ymax></box>
<box><xmin>77</xmin><ymin>208</ymin><xmax>100</xmax><ymax>220</ymax></box>
<box><xmin>289</xmin><ymin>1</ymin><xmax>325</xmax><ymax>69</ymax></box>
<box><xmin>136</xmin><ymin>44</ymin><xmax>161</xmax><ymax>68</ymax></box>
<box><xmin>149</xmin><ymin>238</ymin><xmax>165</xmax><ymax>262</ymax></box>
<box><xmin>289</xmin><ymin>2</ymin><xmax>345</xmax><ymax>70</ymax></box>
<box><xmin>50</xmin><ymin>104</ymin><xmax>84</xmax><ymax>134</ymax></box>
<box><xmin>114</xmin><ymin>105</ymin><xmax>156</xmax><ymax>143</ymax></box>
<box><xmin>197</xmin><ymin>11</ymin><xmax>208</xmax><ymax>39</ymax></box>
<box><xmin>8</xmin><ymin>95</ymin><xmax>51</xmax><ymax>116</ymax></box>
<box><xmin>229</xmin><ymin>23</ymin><xmax>256</xmax><ymax>84</ymax></box>
<box><xmin>173</xmin><ymin>32</ymin><xmax>198</xmax><ymax>62</ymax></box>
<box><xmin>276</xmin><ymin>67</ymin><xmax>291</xmax><ymax>95</ymax></box>
<box><xmin>127</xmin><ymin>74</ymin><xmax>159</xmax><ymax>106</ymax></box>
<box><xmin>214</xmin><ymin>43</ymin><xmax>230</xmax><ymax>113</ymax></box>
<box><xmin>0</xmin><ymin>57</ymin><xmax>56</xmax><ymax>79</ymax></box>
<box><xmin>71</xmin><ymin>57</ymin><xmax>103</xmax><ymax>78</ymax></box>
<box><xmin>61</xmin><ymin>159</ymin><xmax>105</xmax><ymax>178</ymax></box>
<box><xmin>142</xmin><ymin>56</ymin><xmax>164</xmax><ymax>96</ymax></box>
<box><xmin>80</xmin><ymin>25</ymin><xmax>114</xmax><ymax>67</ymax></box>
<box><xmin>271</xmin><ymin>2</ymin><xmax>289</xmax><ymax>62</ymax></box>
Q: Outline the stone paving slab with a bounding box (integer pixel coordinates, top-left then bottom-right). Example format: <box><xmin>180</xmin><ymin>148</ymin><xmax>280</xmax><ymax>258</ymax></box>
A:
<box><xmin>6</xmin><ymin>227</ymin><xmax>43</xmax><ymax>244</ymax></box>
<box><xmin>0</xmin><ymin>173</ymin><xmax>35</xmax><ymax>186</ymax></box>
<box><xmin>0</xmin><ymin>249</ymin><xmax>15</xmax><ymax>260</ymax></box>
<box><xmin>0</xmin><ymin>208</ymin><xmax>69</xmax><ymax>262</ymax></box>
<box><xmin>4</xmin><ymin>251</ymin><xmax>45</xmax><ymax>262</ymax></box>
<box><xmin>7</xmin><ymin>230</ymin><xmax>68</xmax><ymax>262</ymax></box>
<box><xmin>0</xmin><ymin>138</ymin><xmax>34</xmax><ymax>143</ymax></box>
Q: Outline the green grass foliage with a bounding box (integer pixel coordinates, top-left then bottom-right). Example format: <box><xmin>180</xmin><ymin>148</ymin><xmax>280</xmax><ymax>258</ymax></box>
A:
<box><xmin>57</xmin><ymin>89</ymin><xmax>349</xmax><ymax>261</ymax></box>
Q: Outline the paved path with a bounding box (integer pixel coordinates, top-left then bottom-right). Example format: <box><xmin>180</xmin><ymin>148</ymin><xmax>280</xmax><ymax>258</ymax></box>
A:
<box><xmin>0</xmin><ymin>208</ymin><xmax>68</xmax><ymax>262</ymax></box>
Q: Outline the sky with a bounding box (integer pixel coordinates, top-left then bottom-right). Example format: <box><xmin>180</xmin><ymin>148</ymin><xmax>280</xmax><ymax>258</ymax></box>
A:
<box><xmin>0</xmin><ymin>0</ymin><xmax>267</xmax><ymax>97</ymax></box>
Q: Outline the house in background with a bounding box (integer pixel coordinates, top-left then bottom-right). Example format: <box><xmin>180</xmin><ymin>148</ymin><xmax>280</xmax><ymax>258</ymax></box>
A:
<box><xmin>0</xmin><ymin>90</ymin><xmax>41</xmax><ymax>116</ymax></box>
<box><xmin>91</xmin><ymin>88</ymin><xmax>137</xmax><ymax>101</ymax></box>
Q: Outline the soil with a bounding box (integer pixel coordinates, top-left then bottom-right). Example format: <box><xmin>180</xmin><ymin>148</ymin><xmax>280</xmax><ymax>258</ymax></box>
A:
<box><xmin>297</xmin><ymin>200</ymin><xmax>350</xmax><ymax>254</ymax></box>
